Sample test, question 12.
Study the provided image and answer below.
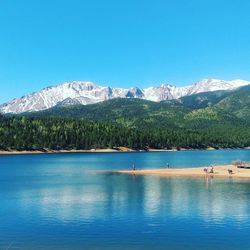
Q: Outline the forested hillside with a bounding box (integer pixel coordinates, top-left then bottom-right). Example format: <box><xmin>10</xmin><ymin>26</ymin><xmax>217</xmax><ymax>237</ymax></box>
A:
<box><xmin>0</xmin><ymin>116</ymin><xmax>250</xmax><ymax>151</ymax></box>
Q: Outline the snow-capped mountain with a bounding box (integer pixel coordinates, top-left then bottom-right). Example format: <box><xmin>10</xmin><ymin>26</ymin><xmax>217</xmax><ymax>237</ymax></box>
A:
<box><xmin>0</xmin><ymin>79</ymin><xmax>249</xmax><ymax>114</ymax></box>
<box><xmin>186</xmin><ymin>79</ymin><xmax>250</xmax><ymax>95</ymax></box>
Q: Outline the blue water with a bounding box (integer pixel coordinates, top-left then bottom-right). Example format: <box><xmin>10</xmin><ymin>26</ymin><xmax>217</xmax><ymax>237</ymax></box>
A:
<box><xmin>1</xmin><ymin>149</ymin><xmax>250</xmax><ymax>250</ymax></box>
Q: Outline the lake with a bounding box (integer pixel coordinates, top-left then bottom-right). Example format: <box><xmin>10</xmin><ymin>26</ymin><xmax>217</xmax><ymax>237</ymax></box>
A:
<box><xmin>1</xmin><ymin>149</ymin><xmax>250</xmax><ymax>250</ymax></box>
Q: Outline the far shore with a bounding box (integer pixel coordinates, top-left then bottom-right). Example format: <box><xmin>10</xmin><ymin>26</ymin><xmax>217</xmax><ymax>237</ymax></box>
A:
<box><xmin>0</xmin><ymin>146</ymin><xmax>249</xmax><ymax>155</ymax></box>
<box><xmin>0</xmin><ymin>147</ymin><xmax>173</xmax><ymax>155</ymax></box>
<box><xmin>117</xmin><ymin>165</ymin><xmax>250</xmax><ymax>179</ymax></box>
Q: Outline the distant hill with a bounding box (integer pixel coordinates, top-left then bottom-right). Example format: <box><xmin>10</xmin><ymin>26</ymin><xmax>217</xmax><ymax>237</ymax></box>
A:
<box><xmin>179</xmin><ymin>90</ymin><xmax>232</xmax><ymax>109</ymax></box>
<box><xmin>214</xmin><ymin>85</ymin><xmax>250</xmax><ymax>122</ymax></box>
<box><xmin>24</xmin><ymin>98</ymin><xmax>189</xmax><ymax>128</ymax></box>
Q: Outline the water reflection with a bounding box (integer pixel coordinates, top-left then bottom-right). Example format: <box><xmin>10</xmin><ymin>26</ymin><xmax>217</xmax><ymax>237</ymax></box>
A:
<box><xmin>15</xmin><ymin>173</ymin><xmax>250</xmax><ymax>225</ymax></box>
<box><xmin>2</xmin><ymin>152</ymin><xmax>250</xmax><ymax>249</ymax></box>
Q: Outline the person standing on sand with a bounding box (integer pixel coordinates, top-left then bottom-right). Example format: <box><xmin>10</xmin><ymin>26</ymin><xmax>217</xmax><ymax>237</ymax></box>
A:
<box><xmin>209</xmin><ymin>166</ymin><xmax>214</xmax><ymax>174</ymax></box>
<box><xmin>132</xmin><ymin>164</ymin><xmax>136</xmax><ymax>171</ymax></box>
<box><xmin>167</xmin><ymin>163</ymin><xmax>170</xmax><ymax>168</ymax></box>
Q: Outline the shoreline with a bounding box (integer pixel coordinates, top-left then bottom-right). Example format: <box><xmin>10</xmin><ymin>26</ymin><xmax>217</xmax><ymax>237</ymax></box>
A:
<box><xmin>0</xmin><ymin>147</ymin><xmax>175</xmax><ymax>155</ymax></box>
<box><xmin>116</xmin><ymin>165</ymin><xmax>250</xmax><ymax>179</ymax></box>
<box><xmin>0</xmin><ymin>147</ymin><xmax>249</xmax><ymax>155</ymax></box>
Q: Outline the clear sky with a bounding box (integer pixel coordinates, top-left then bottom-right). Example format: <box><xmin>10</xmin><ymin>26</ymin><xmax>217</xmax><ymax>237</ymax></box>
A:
<box><xmin>1</xmin><ymin>0</ymin><xmax>250</xmax><ymax>103</ymax></box>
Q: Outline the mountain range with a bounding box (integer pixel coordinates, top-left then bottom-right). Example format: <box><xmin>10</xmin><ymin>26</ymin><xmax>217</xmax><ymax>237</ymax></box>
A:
<box><xmin>1</xmin><ymin>80</ymin><xmax>250</xmax><ymax>151</ymax></box>
<box><xmin>1</xmin><ymin>78</ymin><xmax>249</xmax><ymax>114</ymax></box>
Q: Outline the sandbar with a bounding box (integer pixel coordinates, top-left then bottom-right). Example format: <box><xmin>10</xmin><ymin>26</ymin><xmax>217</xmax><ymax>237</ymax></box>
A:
<box><xmin>117</xmin><ymin>165</ymin><xmax>250</xmax><ymax>179</ymax></box>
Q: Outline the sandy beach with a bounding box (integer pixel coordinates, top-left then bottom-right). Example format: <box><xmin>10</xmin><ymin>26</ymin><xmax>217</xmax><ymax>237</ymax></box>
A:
<box><xmin>0</xmin><ymin>147</ymin><xmax>179</xmax><ymax>155</ymax></box>
<box><xmin>117</xmin><ymin>165</ymin><xmax>250</xmax><ymax>179</ymax></box>
<box><xmin>0</xmin><ymin>147</ymin><xmax>134</xmax><ymax>155</ymax></box>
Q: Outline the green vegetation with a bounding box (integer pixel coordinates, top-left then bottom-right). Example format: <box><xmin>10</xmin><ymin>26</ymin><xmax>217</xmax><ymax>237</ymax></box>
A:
<box><xmin>1</xmin><ymin>85</ymin><xmax>250</xmax><ymax>151</ymax></box>
<box><xmin>1</xmin><ymin>115</ymin><xmax>250</xmax><ymax>151</ymax></box>
<box><xmin>0</xmin><ymin>115</ymin><xmax>194</xmax><ymax>150</ymax></box>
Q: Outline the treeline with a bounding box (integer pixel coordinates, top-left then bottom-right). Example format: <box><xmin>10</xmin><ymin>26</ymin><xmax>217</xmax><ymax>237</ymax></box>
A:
<box><xmin>0</xmin><ymin>115</ymin><xmax>250</xmax><ymax>151</ymax></box>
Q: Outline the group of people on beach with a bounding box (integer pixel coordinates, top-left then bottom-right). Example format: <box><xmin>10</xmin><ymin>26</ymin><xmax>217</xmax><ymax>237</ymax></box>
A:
<box><xmin>203</xmin><ymin>165</ymin><xmax>233</xmax><ymax>175</ymax></box>
<box><xmin>203</xmin><ymin>166</ymin><xmax>214</xmax><ymax>174</ymax></box>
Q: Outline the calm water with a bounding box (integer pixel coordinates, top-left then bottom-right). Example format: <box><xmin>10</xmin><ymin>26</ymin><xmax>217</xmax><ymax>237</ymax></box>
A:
<box><xmin>1</xmin><ymin>149</ymin><xmax>250</xmax><ymax>250</ymax></box>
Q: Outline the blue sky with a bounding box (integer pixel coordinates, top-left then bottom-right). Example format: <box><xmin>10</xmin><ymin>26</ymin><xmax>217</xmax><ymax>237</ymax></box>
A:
<box><xmin>1</xmin><ymin>0</ymin><xmax>250</xmax><ymax>103</ymax></box>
